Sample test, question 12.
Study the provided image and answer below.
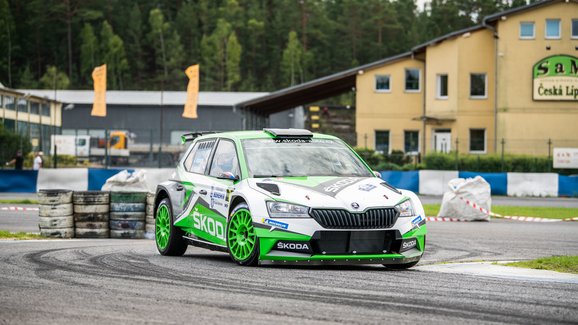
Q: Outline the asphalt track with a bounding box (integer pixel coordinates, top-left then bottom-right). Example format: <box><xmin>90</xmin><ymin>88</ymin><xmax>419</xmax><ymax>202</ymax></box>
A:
<box><xmin>1</xmin><ymin>220</ymin><xmax>578</xmax><ymax>324</ymax></box>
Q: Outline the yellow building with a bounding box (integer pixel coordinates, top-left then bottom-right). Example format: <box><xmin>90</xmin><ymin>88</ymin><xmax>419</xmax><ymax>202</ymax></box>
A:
<box><xmin>356</xmin><ymin>0</ymin><xmax>578</xmax><ymax>156</ymax></box>
<box><xmin>0</xmin><ymin>85</ymin><xmax>62</xmax><ymax>153</ymax></box>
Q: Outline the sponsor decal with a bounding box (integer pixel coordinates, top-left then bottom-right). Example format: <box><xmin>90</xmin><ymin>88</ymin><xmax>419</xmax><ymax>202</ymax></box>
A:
<box><xmin>225</xmin><ymin>189</ymin><xmax>233</xmax><ymax>202</ymax></box>
<box><xmin>273</xmin><ymin>138</ymin><xmax>311</xmax><ymax>143</ymax></box>
<box><xmin>210</xmin><ymin>186</ymin><xmax>227</xmax><ymax>209</ymax></box>
<box><xmin>192</xmin><ymin>207</ymin><xmax>225</xmax><ymax>241</ymax></box>
<box><xmin>533</xmin><ymin>55</ymin><xmax>578</xmax><ymax>101</ymax></box>
<box><xmin>261</xmin><ymin>218</ymin><xmax>289</xmax><ymax>230</ymax></box>
<box><xmin>324</xmin><ymin>177</ymin><xmax>360</xmax><ymax>193</ymax></box>
<box><xmin>358</xmin><ymin>184</ymin><xmax>376</xmax><ymax>192</ymax></box>
<box><xmin>275</xmin><ymin>241</ymin><xmax>312</xmax><ymax>254</ymax></box>
<box><xmin>400</xmin><ymin>238</ymin><xmax>417</xmax><ymax>252</ymax></box>
<box><xmin>312</xmin><ymin>177</ymin><xmax>364</xmax><ymax>197</ymax></box>
<box><xmin>411</xmin><ymin>215</ymin><xmax>423</xmax><ymax>227</ymax></box>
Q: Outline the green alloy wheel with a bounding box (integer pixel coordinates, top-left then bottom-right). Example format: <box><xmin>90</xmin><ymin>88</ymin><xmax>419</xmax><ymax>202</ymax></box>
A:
<box><xmin>227</xmin><ymin>203</ymin><xmax>259</xmax><ymax>266</ymax></box>
<box><xmin>155</xmin><ymin>198</ymin><xmax>187</xmax><ymax>256</ymax></box>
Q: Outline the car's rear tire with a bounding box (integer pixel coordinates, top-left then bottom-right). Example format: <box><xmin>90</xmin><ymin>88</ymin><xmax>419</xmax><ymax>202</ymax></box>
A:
<box><xmin>383</xmin><ymin>260</ymin><xmax>419</xmax><ymax>269</ymax></box>
<box><xmin>227</xmin><ymin>203</ymin><xmax>259</xmax><ymax>266</ymax></box>
<box><xmin>155</xmin><ymin>198</ymin><xmax>187</xmax><ymax>256</ymax></box>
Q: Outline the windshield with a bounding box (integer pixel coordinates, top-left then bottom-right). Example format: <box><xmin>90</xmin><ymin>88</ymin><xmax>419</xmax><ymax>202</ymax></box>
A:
<box><xmin>242</xmin><ymin>138</ymin><xmax>372</xmax><ymax>178</ymax></box>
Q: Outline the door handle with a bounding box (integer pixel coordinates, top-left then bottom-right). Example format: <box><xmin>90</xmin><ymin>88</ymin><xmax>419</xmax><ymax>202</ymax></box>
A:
<box><xmin>199</xmin><ymin>189</ymin><xmax>207</xmax><ymax>195</ymax></box>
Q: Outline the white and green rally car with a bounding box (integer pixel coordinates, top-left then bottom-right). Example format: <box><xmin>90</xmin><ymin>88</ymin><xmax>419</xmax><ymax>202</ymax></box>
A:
<box><xmin>154</xmin><ymin>129</ymin><xmax>426</xmax><ymax>268</ymax></box>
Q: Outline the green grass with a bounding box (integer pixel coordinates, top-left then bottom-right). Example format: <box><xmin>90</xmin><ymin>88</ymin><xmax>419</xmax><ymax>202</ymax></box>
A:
<box><xmin>505</xmin><ymin>256</ymin><xmax>578</xmax><ymax>274</ymax></box>
<box><xmin>423</xmin><ymin>204</ymin><xmax>578</xmax><ymax>220</ymax></box>
<box><xmin>0</xmin><ymin>230</ymin><xmax>44</xmax><ymax>240</ymax></box>
<box><xmin>0</xmin><ymin>199</ymin><xmax>38</xmax><ymax>204</ymax></box>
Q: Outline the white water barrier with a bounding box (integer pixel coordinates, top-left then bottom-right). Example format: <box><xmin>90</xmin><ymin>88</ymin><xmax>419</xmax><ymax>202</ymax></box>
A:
<box><xmin>419</xmin><ymin>170</ymin><xmax>459</xmax><ymax>196</ymax></box>
<box><xmin>37</xmin><ymin>168</ymin><xmax>88</xmax><ymax>191</ymax></box>
<box><xmin>507</xmin><ymin>173</ymin><xmax>559</xmax><ymax>197</ymax></box>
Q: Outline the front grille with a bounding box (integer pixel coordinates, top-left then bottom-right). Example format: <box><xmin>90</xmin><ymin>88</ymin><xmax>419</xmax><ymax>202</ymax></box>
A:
<box><xmin>310</xmin><ymin>230</ymin><xmax>401</xmax><ymax>255</ymax></box>
<box><xmin>309</xmin><ymin>208</ymin><xmax>399</xmax><ymax>229</ymax></box>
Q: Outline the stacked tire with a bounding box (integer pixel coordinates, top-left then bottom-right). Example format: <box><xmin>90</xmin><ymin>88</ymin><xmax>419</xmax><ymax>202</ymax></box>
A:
<box><xmin>73</xmin><ymin>191</ymin><xmax>110</xmax><ymax>238</ymax></box>
<box><xmin>38</xmin><ymin>190</ymin><xmax>74</xmax><ymax>238</ymax></box>
<box><xmin>110</xmin><ymin>192</ymin><xmax>147</xmax><ymax>239</ymax></box>
<box><xmin>145</xmin><ymin>192</ymin><xmax>156</xmax><ymax>239</ymax></box>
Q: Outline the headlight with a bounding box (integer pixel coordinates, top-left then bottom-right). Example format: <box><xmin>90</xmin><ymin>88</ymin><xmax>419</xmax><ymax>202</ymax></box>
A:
<box><xmin>266</xmin><ymin>201</ymin><xmax>310</xmax><ymax>218</ymax></box>
<box><xmin>395</xmin><ymin>199</ymin><xmax>415</xmax><ymax>217</ymax></box>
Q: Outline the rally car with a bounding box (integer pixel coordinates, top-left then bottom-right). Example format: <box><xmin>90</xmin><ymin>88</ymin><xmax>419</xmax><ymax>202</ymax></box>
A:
<box><xmin>154</xmin><ymin>129</ymin><xmax>426</xmax><ymax>268</ymax></box>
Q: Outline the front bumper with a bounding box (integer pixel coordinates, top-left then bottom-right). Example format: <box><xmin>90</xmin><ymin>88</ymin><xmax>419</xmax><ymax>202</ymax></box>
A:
<box><xmin>256</xmin><ymin>224</ymin><xmax>427</xmax><ymax>265</ymax></box>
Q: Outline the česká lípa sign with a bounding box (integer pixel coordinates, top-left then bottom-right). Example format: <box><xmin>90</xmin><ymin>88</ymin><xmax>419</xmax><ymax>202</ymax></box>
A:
<box><xmin>533</xmin><ymin>55</ymin><xmax>578</xmax><ymax>101</ymax></box>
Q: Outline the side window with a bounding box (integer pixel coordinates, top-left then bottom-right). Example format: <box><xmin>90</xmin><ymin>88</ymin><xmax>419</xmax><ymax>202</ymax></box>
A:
<box><xmin>209</xmin><ymin>140</ymin><xmax>240</xmax><ymax>178</ymax></box>
<box><xmin>183</xmin><ymin>142</ymin><xmax>199</xmax><ymax>171</ymax></box>
<box><xmin>187</xmin><ymin>140</ymin><xmax>216</xmax><ymax>174</ymax></box>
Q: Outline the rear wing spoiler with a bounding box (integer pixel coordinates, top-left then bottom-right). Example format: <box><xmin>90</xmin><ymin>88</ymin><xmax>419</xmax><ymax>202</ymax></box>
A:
<box><xmin>181</xmin><ymin>131</ymin><xmax>218</xmax><ymax>144</ymax></box>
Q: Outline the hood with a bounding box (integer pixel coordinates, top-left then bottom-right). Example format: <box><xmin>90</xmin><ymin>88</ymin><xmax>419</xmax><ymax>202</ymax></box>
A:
<box><xmin>248</xmin><ymin>176</ymin><xmax>406</xmax><ymax>211</ymax></box>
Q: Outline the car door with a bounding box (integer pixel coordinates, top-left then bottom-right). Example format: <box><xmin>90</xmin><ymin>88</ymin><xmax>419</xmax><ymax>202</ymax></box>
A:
<box><xmin>206</xmin><ymin>138</ymin><xmax>241</xmax><ymax>218</ymax></box>
<box><xmin>177</xmin><ymin>138</ymin><xmax>228</xmax><ymax>245</ymax></box>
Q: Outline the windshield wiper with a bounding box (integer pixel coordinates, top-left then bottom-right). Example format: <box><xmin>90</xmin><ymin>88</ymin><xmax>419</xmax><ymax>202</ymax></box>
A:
<box><xmin>253</xmin><ymin>174</ymin><xmax>282</xmax><ymax>178</ymax></box>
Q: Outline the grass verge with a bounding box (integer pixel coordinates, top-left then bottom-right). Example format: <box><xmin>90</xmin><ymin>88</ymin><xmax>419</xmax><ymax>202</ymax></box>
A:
<box><xmin>0</xmin><ymin>230</ymin><xmax>44</xmax><ymax>240</ymax></box>
<box><xmin>423</xmin><ymin>204</ymin><xmax>578</xmax><ymax>219</ymax></box>
<box><xmin>0</xmin><ymin>199</ymin><xmax>38</xmax><ymax>204</ymax></box>
<box><xmin>505</xmin><ymin>256</ymin><xmax>578</xmax><ymax>274</ymax></box>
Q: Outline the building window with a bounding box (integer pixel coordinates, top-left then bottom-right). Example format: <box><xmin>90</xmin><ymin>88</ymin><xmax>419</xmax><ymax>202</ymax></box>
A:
<box><xmin>41</xmin><ymin>103</ymin><xmax>51</xmax><ymax>117</ymax></box>
<box><xmin>470</xmin><ymin>73</ymin><xmax>487</xmax><ymax>98</ymax></box>
<box><xmin>469</xmin><ymin>129</ymin><xmax>486</xmax><ymax>153</ymax></box>
<box><xmin>4</xmin><ymin>95</ymin><xmax>15</xmax><ymax>110</ymax></box>
<box><xmin>519</xmin><ymin>22</ymin><xmax>535</xmax><ymax>39</ymax></box>
<box><xmin>545</xmin><ymin>19</ymin><xmax>561</xmax><ymax>39</ymax></box>
<box><xmin>572</xmin><ymin>19</ymin><xmax>578</xmax><ymax>39</ymax></box>
<box><xmin>404</xmin><ymin>131</ymin><xmax>419</xmax><ymax>153</ymax></box>
<box><xmin>375</xmin><ymin>131</ymin><xmax>390</xmax><ymax>153</ymax></box>
<box><xmin>437</xmin><ymin>74</ymin><xmax>448</xmax><ymax>99</ymax></box>
<box><xmin>405</xmin><ymin>68</ymin><xmax>420</xmax><ymax>92</ymax></box>
<box><xmin>375</xmin><ymin>75</ymin><xmax>391</xmax><ymax>92</ymax></box>
<box><xmin>17</xmin><ymin>99</ymin><xmax>28</xmax><ymax>113</ymax></box>
<box><xmin>30</xmin><ymin>102</ymin><xmax>40</xmax><ymax>115</ymax></box>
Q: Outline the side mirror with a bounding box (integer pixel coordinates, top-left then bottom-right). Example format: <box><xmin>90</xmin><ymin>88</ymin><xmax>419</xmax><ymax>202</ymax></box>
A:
<box><xmin>373</xmin><ymin>171</ymin><xmax>382</xmax><ymax>179</ymax></box>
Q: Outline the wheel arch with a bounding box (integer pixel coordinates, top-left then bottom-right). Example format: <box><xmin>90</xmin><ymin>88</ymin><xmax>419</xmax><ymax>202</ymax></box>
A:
<box><xmin>228</xmin><ymin>195</ymin><xmax>248</xmax><ymax>217</ymax></box>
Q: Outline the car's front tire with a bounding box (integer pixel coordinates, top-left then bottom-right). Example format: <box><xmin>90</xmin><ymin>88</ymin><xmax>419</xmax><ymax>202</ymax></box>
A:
<box><xmin>226</xmin><ymin>203</ymin><xmax>259</xmax><ymax>266</ymax></box>
<box><xmin>155</xmin><ymin>198</ymin><xmax>187</xmax><ymax>256</ymax></box>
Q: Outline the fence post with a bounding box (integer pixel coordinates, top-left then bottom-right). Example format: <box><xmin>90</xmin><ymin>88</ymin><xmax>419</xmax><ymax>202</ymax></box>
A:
<box><xmin>455</xmin><ymin>137</ymin><xmax>459</xmax><ymax>170</ymax></box>
<box><xmin>547</xmin><ymin>138</ymin><xmax>552</xmax><ymax>172</ymax></box>
<box><xmin>500</xmin><ymin>138</ymin><xmax>505</xmax><ymax>172</ymax></box>
<box><xmin>105</xmin><ymin>129</ymin><xmax>109</xmax><ymax>168</ymax></box>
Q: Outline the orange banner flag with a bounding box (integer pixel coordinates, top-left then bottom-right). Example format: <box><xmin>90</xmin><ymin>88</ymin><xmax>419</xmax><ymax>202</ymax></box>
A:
<box><xmin>91</xmin><ymin>64</ymin><xmax>107</xmax><ymax>117</ymax></box>
<box><xmin>183</xmin><ymin>64</ymin><xmax>199</xmax><ymax>119</ymax></box>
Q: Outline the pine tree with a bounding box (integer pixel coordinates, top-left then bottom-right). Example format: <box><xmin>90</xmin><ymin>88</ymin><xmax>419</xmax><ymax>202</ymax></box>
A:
<box><xmin>226</xmin><ymin>33</ymin><xmax>242</xmax><ymax>91</ymax></box>
<box><xmin>281</xmin><ymin>31</ymin><xmax>304</xmax><ymax>87</ymax></box>
<box><xmin>79</xmin><ymin>23</ymin><xmax>98</xmax><ymax>86</ymax></box>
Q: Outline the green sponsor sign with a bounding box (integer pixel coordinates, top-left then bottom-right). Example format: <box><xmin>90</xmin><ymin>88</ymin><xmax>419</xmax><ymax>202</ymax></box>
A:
<box><xmin>533</xmin><ymin>55</ymin><xmax>578</xmax><ymax>101</ymax></box>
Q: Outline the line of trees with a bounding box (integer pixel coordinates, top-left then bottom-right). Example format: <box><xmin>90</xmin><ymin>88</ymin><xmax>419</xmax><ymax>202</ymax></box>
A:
<box><xmin>0</xmin><ymin>0</ymin><xmax>534</xmax><ymax>92</ymax></box>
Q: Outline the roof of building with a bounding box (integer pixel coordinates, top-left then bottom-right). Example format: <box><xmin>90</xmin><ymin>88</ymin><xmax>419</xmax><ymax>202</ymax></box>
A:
<box><xmin>16</xmin><ymin>90</ymin><xmax>268</xmax><ymax>107</ymax></box>
<box><xmin>237</xmin><ymin>0</ymin><xmax>573</xmax><ymax>116</ymax></box>
<box><xmin>237</xmin><ymin>51</ymin><xmax>413</xmax><ymax>114</ymax></box>
<box><xmin>483</xmin><ymin>0</ymin><xmax>576</xmax><ymax>23</ymax></box>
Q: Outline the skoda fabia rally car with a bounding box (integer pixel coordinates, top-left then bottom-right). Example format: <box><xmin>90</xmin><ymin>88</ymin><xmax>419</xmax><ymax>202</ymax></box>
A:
<box><xmin>154</xmin><ymin>129</ymin><xmax>426</xmax><ymax>268</ymax></box>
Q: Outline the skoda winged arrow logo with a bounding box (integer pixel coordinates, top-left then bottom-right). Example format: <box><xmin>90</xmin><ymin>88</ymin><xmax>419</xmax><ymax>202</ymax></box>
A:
<box><xmin>351</xmin><ymin>202</ymin><xmax>360</xmax><ymax>209</ymax></box>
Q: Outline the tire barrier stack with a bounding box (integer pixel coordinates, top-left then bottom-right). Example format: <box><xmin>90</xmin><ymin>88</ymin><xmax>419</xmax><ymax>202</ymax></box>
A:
<box><xmin>37</xmin><ymin>190</ymin><xmax>74</xmax><ymax>238</ymax></box>
<box><xmin>145</xmin><ymin>192</ymin><xmax>156</xmax><ymax>238</ymax></box>
<box><xmin>110</xmin><ymin>192</ymin><xmax>147</xmax><ymax>239</ymax></box>
<box><xmin>73</xmin><ymin>191</ymin><xmax>110</xmax><ymax>238</ymax></box>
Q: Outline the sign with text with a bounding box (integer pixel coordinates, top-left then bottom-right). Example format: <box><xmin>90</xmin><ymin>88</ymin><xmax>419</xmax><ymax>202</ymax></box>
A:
<box><xmin>533</xmin><ymin>55</ymin><xmax>578</xmax><ymax>101</ymax></box>
<box><xmin>553</xmin><ymin>148</ymin><xmax>578</xmax><ymax>169</ymax></box>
